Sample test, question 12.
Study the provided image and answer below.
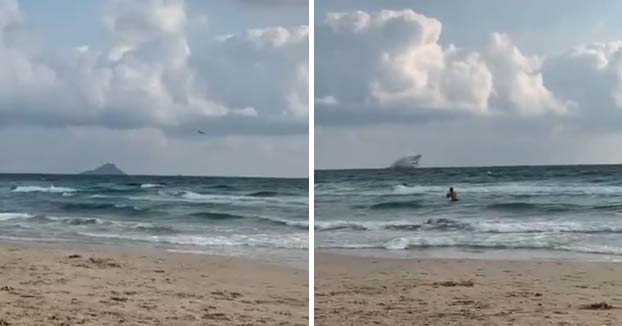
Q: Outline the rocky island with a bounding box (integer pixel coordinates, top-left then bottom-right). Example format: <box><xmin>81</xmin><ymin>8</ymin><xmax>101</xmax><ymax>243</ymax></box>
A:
<box><xmin>80</xmin><ymin>163</ymin><xmax>126</xmax><ymax>175</ymax></box>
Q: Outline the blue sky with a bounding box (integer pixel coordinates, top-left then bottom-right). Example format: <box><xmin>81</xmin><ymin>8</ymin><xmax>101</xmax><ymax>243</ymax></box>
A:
<box><xmin>18</xmin><ymin>1</ymin><xmax>105</xmax><ymax>48</ymax></box>
<box><xmin>19</xmin><ymin>0</ymin><xmax>307</xmax><ymax>49</ymax></box>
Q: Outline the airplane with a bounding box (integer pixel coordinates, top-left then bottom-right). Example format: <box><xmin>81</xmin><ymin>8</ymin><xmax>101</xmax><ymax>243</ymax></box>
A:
<box><xmin>197</xmin><ymin>130</ymin><xmax>206</xmax><ymax>135</ymax></box>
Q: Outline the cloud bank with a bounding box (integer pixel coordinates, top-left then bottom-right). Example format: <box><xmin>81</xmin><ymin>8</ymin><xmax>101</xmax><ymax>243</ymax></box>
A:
<box><xmin>0</xmin><ymin>0</ymin><xmax>308</xmax><ymax>136</ymax></box>
<box><xmin>316</xmin><ymin>9</ymin><xmax>622</xmax><ymax>127</ymax></box>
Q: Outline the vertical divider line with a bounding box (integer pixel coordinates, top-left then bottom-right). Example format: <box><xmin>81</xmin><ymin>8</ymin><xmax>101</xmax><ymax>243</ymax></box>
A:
<box><xmin>308</xmin><ymin>0</ymin><xmax>315</xmax><ymax>324</ymax></box>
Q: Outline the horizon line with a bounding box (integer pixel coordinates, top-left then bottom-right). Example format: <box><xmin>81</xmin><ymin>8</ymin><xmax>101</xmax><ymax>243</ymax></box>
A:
<box><xmin>0</xmin><ymin>171</ymin><xmax>308</xmax><ymax>180</ymax></box>
<box><xmin>315</xmin><ymin>162</ymin><xmax>622</xmax><ymax>171</ymax></box>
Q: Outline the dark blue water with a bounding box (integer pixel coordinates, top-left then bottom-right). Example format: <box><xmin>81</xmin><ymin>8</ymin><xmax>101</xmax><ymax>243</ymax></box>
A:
<box><xmin>0</xmin><ymin>174</ymin><xmax>308</xmax><ymax>266</ymax></box>
<box><xmin>315</xmin><ymin>165</ymin><xmax>622</xmax><ymax>261</ymax></box>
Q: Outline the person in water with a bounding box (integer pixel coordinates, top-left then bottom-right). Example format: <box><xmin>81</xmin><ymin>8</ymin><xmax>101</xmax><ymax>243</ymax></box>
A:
<box><xmin>446</xmin><ymin>187</ymin><xmax>459</xmax><ymax>201</ymax></box>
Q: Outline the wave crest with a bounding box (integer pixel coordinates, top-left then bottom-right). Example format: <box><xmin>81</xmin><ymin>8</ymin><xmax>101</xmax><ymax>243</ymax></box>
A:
<box><xmin>11</xmin><ymin>185</ymin><xmax>78</xmax><ymax>193</ymax></box>
<box><xmin>0</xmin><ymin>212</ymin><xmax>32</xmax><ymax>221</ymax></box>
<box><xmin>140</xmin><ymin>183</ymin><xmax>163</xmax><ymax>189</ymax></box>
<box><xmin>76</xmin><ymin>232</ymin><xmax>308</xmax><ymax>249</ymax></box>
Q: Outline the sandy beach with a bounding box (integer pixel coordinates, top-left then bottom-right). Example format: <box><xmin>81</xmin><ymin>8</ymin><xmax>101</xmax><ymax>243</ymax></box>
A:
<box><xmin>0</xmin><ymin>242</ymin><xmax>307</xmax><ymax>326</ymax></box>
<box><xmin>316</xmin><ymin>253</ymin><xmax>622</xmax><ymax>326</ymax></box>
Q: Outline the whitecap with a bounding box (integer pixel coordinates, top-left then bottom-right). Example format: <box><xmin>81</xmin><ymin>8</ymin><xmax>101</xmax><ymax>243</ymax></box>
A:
<box><xmin>12</xmin><ymin>185</ymin><xmax>77</xmax><ymax>193</ymax></box>
<box><xmin>0</xmin><ymin>212</ymin><xmax>32</xmax><ymax>221</ymax></box>
<box><xmin>140</xmin><ymin>183</ymin><xmax>163</xmax><ymax>189</ymax></box>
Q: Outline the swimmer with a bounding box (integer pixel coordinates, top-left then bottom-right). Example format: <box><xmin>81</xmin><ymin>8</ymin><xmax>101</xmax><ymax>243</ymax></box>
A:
<box><xmin>446</xmin><ymin>187</ymin><xmax>459</xmax><ymax>201</ymax></box>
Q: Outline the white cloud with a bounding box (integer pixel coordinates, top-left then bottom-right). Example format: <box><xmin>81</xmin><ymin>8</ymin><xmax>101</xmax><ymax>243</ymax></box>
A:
<box><xmin>542</xmin><ymin>41</ymin><xmax>622</xmax><ymax>121</ymax></box>
<box><xmin>0</xmin><ymin>0</ymin><xmax>308</xmax><ymax>135</ymax></box>
<box><xmin>315</xmin><ymin>5</ymin><xmax>622</xmax><ymax>170</ymax></box>
<box><xmin>193</xmin><ymin>24</ymin><xmax>309</xmax><ymax>121</ymax></box>
<box><xmin>485</xmin><ymin>33</ymin><xmax>566</xmax><ymax>115</ymax></box>
<box><xmin>317</xmin><ymin>10</ymin><xmax>494</xmax><ymax>114</ymax></box>
<box><xmin>316</xmin><ymin>9</ymin><xmax>583</xmax><ymax>124</ymax></box>
<box><xmin>247</xmin><ymin>25</ymin><xmax>308</xmax><ymax>48</ymax></box>
<box><xmin>316</xmin><ymin>96</ymin><xmax>338</xmax><ymax>106</ymax></box>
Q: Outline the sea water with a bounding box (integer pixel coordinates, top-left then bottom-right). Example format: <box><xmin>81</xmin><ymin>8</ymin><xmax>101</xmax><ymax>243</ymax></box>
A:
<box><xmin>315</xmin><ymin>165</ymin><xmax>622</xmax><ymax>261</ymax></box>
<box><xmin>0</xmin><ymin>174</ymin><xmax>308</xmax><ymax>268</ymax></box>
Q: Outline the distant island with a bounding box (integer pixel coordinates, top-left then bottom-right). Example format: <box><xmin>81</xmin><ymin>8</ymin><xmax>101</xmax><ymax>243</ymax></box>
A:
<box><xmin>80</xmin><ymin>163</ymin><xmax>127</xmax><ymax>176</ymax></box>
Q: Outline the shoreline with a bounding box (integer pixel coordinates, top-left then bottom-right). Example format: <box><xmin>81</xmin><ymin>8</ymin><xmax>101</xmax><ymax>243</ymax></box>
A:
<box><xmin>318</xmin><ymin>247</ymin><xmax>622</xmax><ymax>264</ymax></box>
<box><xmin>316</xmin><ymin>252</ymin><xmax>622</xmax><ymax>325</ymax></box>
<box><xmin>0</xmin><ymin>237</ymin><xmax>308</xmax><ymax>270</ymax></box>
<box><xmin>0</xmin><ymin>241</ymin><xmax>308</xmax><ymax>325</ymax></box>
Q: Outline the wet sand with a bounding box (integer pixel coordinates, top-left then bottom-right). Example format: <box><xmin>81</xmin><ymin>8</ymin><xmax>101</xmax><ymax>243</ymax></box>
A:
<box><xmin>316</xmin><ymin>253</ymin><xmax>622</xmax><ymax>326</ymax></box>
<box><xmin>0</xmin><ymin>243</ymin><xmax>307</xmax><ymax>326</ymax></box>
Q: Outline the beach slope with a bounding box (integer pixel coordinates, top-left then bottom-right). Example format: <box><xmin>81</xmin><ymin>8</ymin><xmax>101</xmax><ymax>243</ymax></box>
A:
<box><xmin>316</xmin><ymin>253</ymin><xmax>622</xmax><ymax>326</ymax></box>
<box><xmin>0</xmin><ymin>243</ymin><xmax>307</xmax><ymax>326</ymax></box>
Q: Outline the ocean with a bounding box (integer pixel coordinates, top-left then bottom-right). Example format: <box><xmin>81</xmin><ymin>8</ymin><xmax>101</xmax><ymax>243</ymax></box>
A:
<box><xmin>0</xmin><ymin>174</ymin><xmax>308</xmax><ymax>268</ymax></box>
<box><xmin>315</xmin><ymin>165</ymin><xmax>622</xmax><ymax>261</ymax></box>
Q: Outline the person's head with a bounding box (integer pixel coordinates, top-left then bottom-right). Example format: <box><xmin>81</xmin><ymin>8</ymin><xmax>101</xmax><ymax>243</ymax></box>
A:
<box><xmin>449</xmin><ymin>187</ymin><xmax>454</xmax><ymax>192</ymax></box>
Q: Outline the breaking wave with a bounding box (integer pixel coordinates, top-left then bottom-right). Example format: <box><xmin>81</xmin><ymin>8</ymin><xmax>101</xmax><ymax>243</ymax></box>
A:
<box><xmin>11</xmin><ymin>185</ymin><xmax>78</xmax><ymax>193</ymax></box>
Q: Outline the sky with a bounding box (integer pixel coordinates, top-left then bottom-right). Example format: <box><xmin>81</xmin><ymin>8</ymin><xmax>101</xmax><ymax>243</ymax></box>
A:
<box><xmin>315</xmin><ymin>0</ymin><xmax>622</xmax><ymax>169</ymax></box>
<box><xmin>0</xmin><ymin>0</ymin><xmax>308</xmax><ymax>177</ymax></box>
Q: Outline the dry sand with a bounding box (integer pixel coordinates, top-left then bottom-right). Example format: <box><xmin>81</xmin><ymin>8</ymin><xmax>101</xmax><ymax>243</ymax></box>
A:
<box><xmin>315</xmin><ymin>253</ymin><xmax>622</xmax><ymax>326</ymax></box>
<box><xmin>0</xmin><ymin>243</ymin><xmax>307</xmax><ymax>326</ymax></box>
